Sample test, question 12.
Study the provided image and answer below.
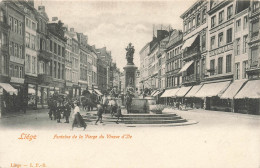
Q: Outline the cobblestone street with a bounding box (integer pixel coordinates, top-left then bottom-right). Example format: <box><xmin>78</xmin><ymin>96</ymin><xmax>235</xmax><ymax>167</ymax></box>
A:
<box><xmin>0</xmin><ymin>108</ymin><xmax>259</xmax><ymax>168</ymax></box>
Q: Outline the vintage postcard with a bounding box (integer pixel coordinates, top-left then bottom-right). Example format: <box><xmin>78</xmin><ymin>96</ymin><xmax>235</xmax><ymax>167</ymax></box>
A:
<box><xmin>0</xmin><ymin>0</ymin><xmax>260</xmax><ymax>167</ymax></box>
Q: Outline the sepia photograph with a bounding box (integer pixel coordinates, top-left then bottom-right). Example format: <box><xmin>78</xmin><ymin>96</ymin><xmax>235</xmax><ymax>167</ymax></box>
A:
<box><xmin>0</xmin><ymin>0</ymin><xmax>260</xmax><ymax>167</ymax></box>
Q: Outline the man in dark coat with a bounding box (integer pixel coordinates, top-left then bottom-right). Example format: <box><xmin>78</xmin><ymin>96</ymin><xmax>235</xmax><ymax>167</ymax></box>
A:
<box><xmin>64</xmin><ymin>101</ymin><xmax>71</xmax><ymax>123</ymax></box>
<box><xmin>95</xmin><ymin>104</ymin><xmax>103</xmax><ymax>125</ymax></box>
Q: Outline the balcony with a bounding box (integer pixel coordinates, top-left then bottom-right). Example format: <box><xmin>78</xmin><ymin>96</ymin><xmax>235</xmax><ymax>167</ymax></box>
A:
<box><xmin>182</xmin><ymin>74</ymin><xmax>200</xmax><ymax>84</ymax></box>
<box><xmin>250</xmin><ymin>31</ymin><xmax>260</xmax><ymax>43</ymax></box>
<box><xmin>38</xmin><ymin>50</ymin><xmax>52</xmax><ymax>61</ymax></box>
<box><xmin>38</xmin><ymin>74</ymin><xmax>53</xmax><ymax>84</ymax></box>
<box><xmin>183</xmin><ymin>46</ymin><xmax>200</xmax><ymax>59</ymax></box>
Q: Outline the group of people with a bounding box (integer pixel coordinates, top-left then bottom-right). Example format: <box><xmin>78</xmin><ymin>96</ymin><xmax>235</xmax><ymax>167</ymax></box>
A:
<box><xmin>95</xmin><ymin>94</ymin><xmax>123</xmax><ymax>125</ymax></box>
<box><xmin>48</xmin><ymin>95</ymin><xmax>86</xmax><ymax>130</ymax></box>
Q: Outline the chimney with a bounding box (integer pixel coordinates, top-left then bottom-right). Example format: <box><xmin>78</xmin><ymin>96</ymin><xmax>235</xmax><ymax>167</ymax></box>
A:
<box><xmin>38</xmin><ymin>6</ymin><xmax>45</xmax><ymax>12</ymax></box>
<box><xmin>28</xmin><ymin>0</ymin><xmax>34</xmax><ymax>7</ymax></box>
<box><xmin>70</xmin><ymin>28</ymin><xmax>74</xmax><ymax>32</ymax></box>
<box><xmin>52</xmin><ymin>17</ymin><xmax>58</xmax><ymax>22</ymax></box>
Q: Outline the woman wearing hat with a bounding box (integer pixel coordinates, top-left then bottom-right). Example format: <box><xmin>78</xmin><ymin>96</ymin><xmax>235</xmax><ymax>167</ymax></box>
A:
<box><xmin>72</xmin><ymin>101</ymin><xmax>86</xmax><ymax>130</ymax></box>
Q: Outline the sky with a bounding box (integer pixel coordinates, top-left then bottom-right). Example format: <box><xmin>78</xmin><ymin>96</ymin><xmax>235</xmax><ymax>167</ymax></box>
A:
<box><xmin>35</xmin><ymin>0</ymin><xmax>196</xmax><ymax>71</ymax></box>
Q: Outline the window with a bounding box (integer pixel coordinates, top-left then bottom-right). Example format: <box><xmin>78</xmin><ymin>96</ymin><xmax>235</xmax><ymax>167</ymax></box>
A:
<box><xmin>227</xmin><ymin>5</ymin><xmax>233</xmax><ymax>20</ymax></box>
<box><xmin>211</xmin><ymin>15</ymin><xmax>216</xmax><ymax>28</ymax></box>
<box><xmin>226</xmin><ymin>54</ymin><xmax>232</xmax><ymax>73</ymax></box>
<box><xmin>50</xmin><ymin>40</ymin><xmax>52</xmax><ymax>52</ymax></box>
<box><xmin>19</xmin><ymin>46</ymin><xmax>23</xmax><ymax>58</ymax></box>
<box><xmin>0</xmin><ymin>33</ymin><xmax>7</xmax><ymax>47</ymax></box>
<box><xmin>9</xmin><ymin>64</ymin><xmax>13</xmax><ymax>77</ymax></box>
<box><xmin>54</xmin><ymin>43</ymin><xmax>57</xmax><ymax>54</ymax></box>
<box><xmin>26</xmin><ymin>32</ymin><xmax>30</xmax><ymax>48</ymax></box>
<box><xmin>26</xmin><ymin>54</ymin><xmax>31</xmax><ymax>73</ymax></box>
<box><xmin>1</xmin><ymin>55</ymin><xmax>7</xmax><ymax>75</ymax></box>
<box><xmin>19</xmin><ymin>67</ymin><xmax>23</xmax><ymax>78</ymax></box>
<box><xmin>58</xmin><ymin>45</ymin><xmax>61</xmax><ymax>56</ymax></box>
<box><xmin>14</xmin><ymin>43</ymin><xmax>18</xmax><ymax>57</ymax></box>
<box><xmin>9</xmin><ymin>16</ymin><xmax>13</xmax><ymax>31</ymax></box>
<box><xmin>235</xmin><ymin>63</ymin><xmax>240</xmax><ymax>80</ymax></box>
<box><xmin>236</xmin><ymin>19</ymin><xmax>241</xmax><ymax>32</ymax></box>
<box><xmin>41</xmin><ymin>40</ymin><xmax>46</xmax><ymax>50</ymax></box>
<box><xmin>202</xmin><ymin>9</ymin><xmax>206</xmax><ymax>23</ymax></box>
<box><xmin>252</xmin><ymin>19</ymin><xmax>259</xmax><ymax>37</ymax></box>
<box><xmin>192</xmin><ymin>17</ymin><xmax>195</xmax><ymax>28</ymax></box>
<box><xmin>14</xmin><ymin>19</ymin><xmax>18</xmax><ymax>33</ymax></box>
<box><xmin>251</xmin><ymin>47</ymin><xmax>258</xmax><ymax>66</ymax></box>
<box><xmin>197</xmin><ymin>13</ymin><xmax>200</xmax><ymax>26</ymax></box>
<box><xmin>19</xmin><ymin>22</ymin><xmax>22</xmax><ymax>35</ymax></box>
<box><xmin>188</xmin><ymin>20</ymin><xmax>191</xmax><ymax>30</ymax></box>
<box><xmin>31</xmin><ymin>35</ymin><xmax>36</xmax><ymax>49</ymax></box>
<box><xmin>32</xmin><ymin>57</ymin><xmax>36</xmax><ymax>74</ymax></box>
<box><xmin>196</xmin><ymin>61</ymin><xmax>200</xmax><ymax>75</ymax></box>
<box><xmin>202</xmin><ymin>58</ymin><xmax>205</xmax><ymax>76</ymax></box>
<box><xmin>9</xmin><ymin>42</ymin><xmax>13</xmax><ymax>56</ymax></box>
<box><xmin>253</xmin><ymin>1</ymin><xmax>259</xmax><ymax>12</ymax></box>
<box><xmin>236</xmin><ymin>38</ymin><xmax>240</xmax><ymax>55</ymax></box>
<box><xmin>226</xmin><ymin>28</ymin><xmax>232</xmax><ymax>43</ymax></box>
<box><xmin>243</xmin><ymin>35</ymin><xmax>248</xmax><ymax>53</ymax></box>
<box><xmin>242</xmin><ymin>61</ymin><xmax>248</xmax><ymax>79</ymax></box>
<box><xmin>219</xmin><ymin>10</ymin><xmax>224</xmax><ymax>24</ymax></box>
<box><xmin>218</xmin><ymin>57</ymin><xmax>223</xmax><ymax>74</ymax></box>
<box><xmin>243</xmin><ymin>16</ymin><xmax>248</xmax><ymax>29</ymax></box>
<box><xmin>210</xmin><ymin>59</ymin><xmax>215</xmax><ymax>76</ymax></box>
<box><xmin>218</xmin><ymin>32</ymin><xmax>223</xmax><ymax>47</ymax></box>
<box><xmin>0</xmin><ymin>10</ymin><xmax>4</xmax><ymax>22</ymax></box>
<box><xmin>14</xmin><ymin>66</ymin><xmax>18</xmax><ymax>77</ymax></box>
<box><xmin>32</xmin><ymin>22</ymin><xmax>36</xmax><ymax>30</ymax></box>
<box><xmin>210</xmin><ymin>36</ymin><xmax>215</xmax><ymax>50</ymax></box>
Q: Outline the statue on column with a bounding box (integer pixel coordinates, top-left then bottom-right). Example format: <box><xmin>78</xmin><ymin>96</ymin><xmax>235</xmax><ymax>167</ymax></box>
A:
<box><xmin>125</xmin><ymin>43</ymin><xmax>135</xmax><ymax>65</ymax></box>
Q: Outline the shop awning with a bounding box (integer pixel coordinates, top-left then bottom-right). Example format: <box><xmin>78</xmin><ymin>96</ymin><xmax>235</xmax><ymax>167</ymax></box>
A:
<box><xmin>185</xmin><ymin>85</ymin><xmax>203</xmax><ymax>97</ymax></box>
<box><xmin>194</xmin><ymin>81</ymin><xmax>231</xmax><ymax>98</ymax></box>
<box><xmin>161</xmin><ymin>89</ymin><xmax>173</xmax><ymax>97</ymax></box>
<box><xmin>169</xmin><ymin>88</ymin><xmax>180</xmax><ymax>97</ymax></box>
<box><xmin>178</xmin><ymin>60</ymin><xmax>194</xmax><ymax>74</ymax></box>
<box><xmin>94</xmin><ymin>89</ymin><xmax>103</xmax><ymax>96</ymax></box>
<box><xmin>151</xmin><ymin>90</ymin><xmax>157</xmax><ymax>96</ymax></box>
<box><xmin>176</xmin><ymin>86</ymin><xmax>192</xmax><ymax>97</ymax></box>
<box><xmin>28</xmin><ymin>88</ymin><xmax>36</xmax><ymax>94</ymax></box>
<box><xmin>221</xmin><ymin>80</ymin><xmax>247</xmax><ymax>99</ymax></box>
<box><xmin>153</xmin><ymin>90</ymin><xmax>163</xmax><ymax>97</ymax></box>
<box><xmin>0</xmin><ymin>83</ymin><xmax>18</xmax><ymax>95</ymax></box>
<box><xmin>235</xmin><ymin>80</ymin><xmax>260</xmax><ymax>99</ymax></box>
<box><xmin>182</xmin><ymin>34</ymin><xmax>198</xmax><ymax>49</ymax></box>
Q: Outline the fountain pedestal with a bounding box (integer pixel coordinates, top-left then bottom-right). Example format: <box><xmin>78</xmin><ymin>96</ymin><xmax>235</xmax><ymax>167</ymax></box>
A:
<box><xmin>123</xmin><ymin>64</ymin><xmax>138</xmax><ymax>94</ymax></box>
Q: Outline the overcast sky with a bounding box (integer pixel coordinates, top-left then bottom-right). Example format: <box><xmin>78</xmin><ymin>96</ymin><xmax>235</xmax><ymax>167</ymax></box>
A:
<box><xmin>35</xmin><ymin>0</ymin><xmax>196</xmax><ymax>71</ymax></box>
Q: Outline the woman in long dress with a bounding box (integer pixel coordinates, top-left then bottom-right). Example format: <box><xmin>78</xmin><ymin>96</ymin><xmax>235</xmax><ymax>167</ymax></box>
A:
<box><xmin>72</xmin><ymin>101</ymin><xmax>86</xmax><ymax>130</ymax></box>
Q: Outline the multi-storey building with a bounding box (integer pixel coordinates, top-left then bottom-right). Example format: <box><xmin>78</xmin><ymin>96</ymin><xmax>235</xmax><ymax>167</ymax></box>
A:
<box><xmin>86</xmin><ymin>44</ymin><xmax>93</xmax><ymax>89</ymax></box>
<box><xmin>234</xmin><ymin>0</ymin><xmax>260</xmax><ymax>115</ymax></box>
<box><xmin>178</xmin><ymin>0</ymin><xmax>209</xmax><ymax>109</ymax></box>
<box><xmin>47</xmin><ymin>17</ymin><xmax>66</xmax><ymax>95</ymax></box>
<box><xmin>77</xmin><ymin>32</ymin><xmax>88</xmax><ymax>95</ymax></box>
<box><xmin>64</xmin><ymin>27</ymin><xmax>80</xmax><ymax>97</ymax></box>
<box><xmin>36</xmin><ymin>5</ymin><xmax>52</xmax><ymax>108</ymax></box>
<box><xmin>161</xmin><ymin>30</ymin><xmax>183</xmax><ymax>104</ymax></box>
<box><xmin>0</xmin><ymin>1</ymin><xmax>12</xmax><ymax>116</ymax></box>
<box><xmin>6</xmin><ymin>1</ymin><xmax>26</xmax><ymax>112</ymax></box>
<box><xmin>19</xmin><ymin>0</ymin><xmax>39</xmax><ymax>109</ymax></box>
<box><xmin>139</xmin><ymin>43</ymin><xmax>150</xmax><ymax>92</ymax></box>
<box><xmin>90</xmin><ymin>45</ymin><xmax>98</xmax><ymax>90</ymax></box>
<box><xmin>97</xmin><ymin>57</ymin><xmax>107</xmax><ymax>93</ymax></box>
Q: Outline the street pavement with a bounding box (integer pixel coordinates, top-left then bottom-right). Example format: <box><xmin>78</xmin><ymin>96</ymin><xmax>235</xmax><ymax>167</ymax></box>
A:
<box><xmin>0</xmin><ymin>107</ymin><xmax>259</xmax><ymax>168</ymax></box>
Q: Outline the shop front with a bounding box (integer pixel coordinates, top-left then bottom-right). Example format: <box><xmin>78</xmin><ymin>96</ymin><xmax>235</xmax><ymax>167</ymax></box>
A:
<box><xmin>9</xmin><ymin>77</ymin><xmax>25</xmax><ymax>113</ymax></box>
<box><xmin>184</xmin><ymin>84</ymin><xmax>203</xmax><ymax>109</ymax></box>
<box><xmin>25</xmin><ymin>75</ymin><xmax>38</xmax><ymax>109</ymax></box>
<box><xmin>234</xmin><ymin>80</ymin><xmax>260</xmax><ymax>115</ymax></box>
<box><xmin>194</xmin><ymin>80</ymin><xmax>231</xmax><ymax>110</ymax></box>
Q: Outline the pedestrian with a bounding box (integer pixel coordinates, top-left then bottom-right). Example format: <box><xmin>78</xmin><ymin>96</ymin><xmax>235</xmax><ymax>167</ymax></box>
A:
<box><xmin>64</xmin><ymin>101</ymin><xmax>71</xmax><ymax>123</ymax></box>
<box><xmin>95</xmin><ymin>104</ymin><xmax>103</xmax><ymax>125</ymax></box>
<box><xmin>56</xmin><ymin>103</ymin><xmax>62</xmax><ymax>123</ymax></box>
<box><xmin>109</xmin><ymin>98</ymin><xmax>117</xmax><ymax>117</ymax></box>
<box><xmin>102</xmin><ymin>94</ymin><xmax>109</xmax><ymax>113</ymax></box>
<box><xmin>72</xmin><ymin>101</ymin><xmax>86</xmax><ymax>130</ymax></box>
<box><xmin>115</xmin><ymin>106</ymin><xmax>123</xmax><ymax>124</ymax></box>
